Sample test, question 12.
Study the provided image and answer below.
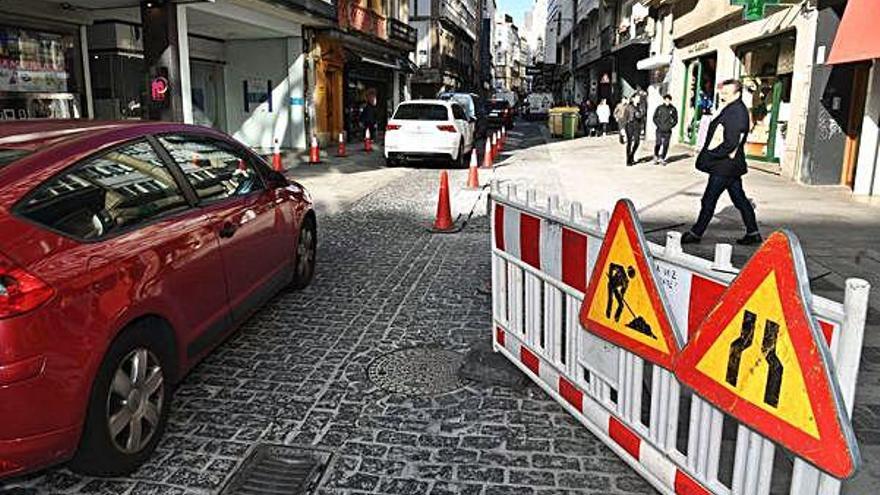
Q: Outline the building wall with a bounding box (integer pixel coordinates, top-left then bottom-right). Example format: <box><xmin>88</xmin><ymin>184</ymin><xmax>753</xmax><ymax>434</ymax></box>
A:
<box><xmin>853</xmin><ymin>61</ymin><xmax>880</xmax><ymax>196</ymax></box>
<box><xmin>224</xmin><ymin>36</ymin><xmax>306</xmax><ymax>151</ymax></box>
<box><xmin>669</xmin><ymin>4</ymin><xmax>818</xmax><ymax>180</ymax></box>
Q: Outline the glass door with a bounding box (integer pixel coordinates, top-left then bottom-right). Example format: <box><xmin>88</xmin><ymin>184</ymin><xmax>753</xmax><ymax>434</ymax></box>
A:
<box><xmin>190</xmin><ymin>61</ymin><xmax>226</xmax><ymax>131</ymax></box>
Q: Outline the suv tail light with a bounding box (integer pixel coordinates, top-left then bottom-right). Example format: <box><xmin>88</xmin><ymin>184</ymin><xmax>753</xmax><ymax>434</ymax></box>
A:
<box><xmin>0</xmin><ymin>252</ymin><xmax>54</xmax><ymax>319</ymax></box>
<box><xmin>437</xmin><ymin>125</ymin><xmax>457</xmax><ymax>133</ymax></box>
<box><xmin>386</xmin><ymin>124</ymin><xmax>401</xmax><ymax>131</ymax></box>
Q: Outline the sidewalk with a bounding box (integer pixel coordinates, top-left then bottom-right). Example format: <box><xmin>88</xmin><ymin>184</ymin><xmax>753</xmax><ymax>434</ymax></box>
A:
<box><xmin>493</xmin><ymin>129</ymin><xmax>880</xmax><ymax>494</ymax></box>
<box><xmin>268</xmin><ymin>142</ymin><xmax>411</xmax><ymax>215</ymax></box>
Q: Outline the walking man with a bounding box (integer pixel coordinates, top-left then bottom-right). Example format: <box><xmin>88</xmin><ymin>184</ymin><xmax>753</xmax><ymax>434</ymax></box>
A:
<box><xmin>682</xmin><ymin>79</ymin><xmax>761</xmax><ymax>246</ymax></box>
<box><xmin>625</xmin><ymin>94</ymin><xmax>645</xmax><ymax>166</ymax></box>
<box><xmin>597</xmin><ymin>98</ymin><xmax>611</xmax><ymax>136</ymax></box>
<box><xmin>652</xmin><ymin>94</ymin><xmax>678</xmax><ymax>165</ymax></box>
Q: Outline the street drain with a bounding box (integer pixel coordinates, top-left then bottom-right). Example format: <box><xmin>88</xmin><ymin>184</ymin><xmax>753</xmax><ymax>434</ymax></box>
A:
<box><xmin>220</xmin><ymin>444</ymin><xmax>331</xmax><ymax>495</ymax></box>
<box><xmin>368</xmin><ymin>346</ymin><xmax>464</xmax><ymax>395</ymax></box>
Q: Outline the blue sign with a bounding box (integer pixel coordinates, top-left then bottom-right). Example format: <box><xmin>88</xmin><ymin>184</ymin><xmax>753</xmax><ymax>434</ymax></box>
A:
<box><xmin>290</xmin><ymin>97</ymin><xmax>304</xmax><ymax>106</ymax></box>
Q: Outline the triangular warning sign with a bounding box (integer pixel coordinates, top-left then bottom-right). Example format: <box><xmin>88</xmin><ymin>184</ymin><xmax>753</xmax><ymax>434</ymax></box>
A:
<box><xmin>675</xmin><ymin>231</ymin><xmax>859</xmax><ymax>479</ymax></box>
<box><xmin>579</xmin><ymin>199</ymin><xmax>681</xmax><ymax>369</ymax></box>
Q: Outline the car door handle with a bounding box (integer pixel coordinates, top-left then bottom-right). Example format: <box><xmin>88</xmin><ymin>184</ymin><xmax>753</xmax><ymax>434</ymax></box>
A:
<box><xmin>219</xmin><ymin>222</ymin><xmax>237</xmax><ymax>238</ymax></box>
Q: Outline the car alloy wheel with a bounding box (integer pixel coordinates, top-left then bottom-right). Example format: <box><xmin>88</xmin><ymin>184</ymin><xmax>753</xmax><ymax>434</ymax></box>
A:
<box><xmin>106</xmin><ymin>348</ymin><xmax>164</xmax><ymax>454</ymax></box>
<box><xmin>290</xmin><ymin>215</ymin><xmax>317</xmax><ymax>289</ymax></box>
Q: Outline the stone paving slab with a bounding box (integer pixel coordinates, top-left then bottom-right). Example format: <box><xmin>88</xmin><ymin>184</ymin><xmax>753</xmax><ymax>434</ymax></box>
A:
<box><xmin>0</xmin><ymin>143</ymin><xmax>652</xmax><ymax>494</ymax></box>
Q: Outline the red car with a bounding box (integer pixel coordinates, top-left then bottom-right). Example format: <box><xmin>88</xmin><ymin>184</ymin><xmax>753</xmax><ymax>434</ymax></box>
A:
<box><xmin>0</xmin><ymin>121</ymin><xmax>316</xmax><ymax>478</ymax></box>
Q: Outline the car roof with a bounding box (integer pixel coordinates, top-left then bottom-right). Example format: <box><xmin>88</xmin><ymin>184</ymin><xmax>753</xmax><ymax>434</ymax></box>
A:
<box><xmin>398</xmin><ymin>99</ymin><xmax>453</xmax><ymax>107</ymax></box>
<box><xmin>0</xmin><ymin>120</ymin><xmax>186</xmax><ymax>151</ymax></box>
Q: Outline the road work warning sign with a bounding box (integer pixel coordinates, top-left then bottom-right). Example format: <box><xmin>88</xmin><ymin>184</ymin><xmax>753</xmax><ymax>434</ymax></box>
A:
<box><xmin>675</xmin><ymin>231</ymin><xmax>859</xmax><ymax>479</ymax></box>
<box><xmin>579</xmin><ymin>200</ymin><xmax>681</xmax><ymax>369</ymax></box>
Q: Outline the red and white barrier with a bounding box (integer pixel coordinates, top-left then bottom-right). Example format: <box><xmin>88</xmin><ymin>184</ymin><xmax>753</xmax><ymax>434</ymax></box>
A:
<box><xmin>489</xmin><ymin>181</ymin><xmax>868</xmax><ymax>495</ymax></box>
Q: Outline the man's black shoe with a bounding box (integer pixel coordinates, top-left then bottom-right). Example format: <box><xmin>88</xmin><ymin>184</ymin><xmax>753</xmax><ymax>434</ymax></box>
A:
<box><xmin>681</xmin><ymin>231</ymin><xmax>701</xmax><ymax>244</ymax></box>
<box><xmin>736</xmin><ymin>233</ymin><xmax>763</xmax><ymax>246</ymax></box>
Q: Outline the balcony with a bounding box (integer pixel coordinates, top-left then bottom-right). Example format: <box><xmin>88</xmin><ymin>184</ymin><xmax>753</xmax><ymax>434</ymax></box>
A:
<box><xmin>338</xmin><ymin>0</ymin><xmax>387</xmax><ymax>40</ymax></box>
<box><xmin>388</xmin><ymin>18</ymin><xmax>417</xmax><ymax>50</ymax></box>
<box><xmin>614</xmin><ymin>16</ymin><xmax>652</xmax><ymax>50</ymax></box>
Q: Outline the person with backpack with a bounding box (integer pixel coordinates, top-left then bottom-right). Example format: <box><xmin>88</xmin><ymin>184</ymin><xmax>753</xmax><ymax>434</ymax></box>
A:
<box><xmin>681</xmin><ymin>79</ymin><xmax>761</xmax><ymax>246</ymax></box>
<box><xmin>652</xmin><ymin>94</ymin><xmax>678</xmax><ymax>165</ymax></box>
<box><xmin>625</xmin><ymin>93</ymin><xmax>645</xmax><ymax>166</ymax></box>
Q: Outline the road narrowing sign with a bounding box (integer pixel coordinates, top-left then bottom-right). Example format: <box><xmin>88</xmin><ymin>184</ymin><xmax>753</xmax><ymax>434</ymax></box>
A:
<box><xmin>579</xmin><ymin>200</ymin><xmax>682</xmax><ymax>369</ymax></box>
<box><xmin>675</xmin><ymin>231</ymin><xmax>859</xmax><ymax>479</ymax></box>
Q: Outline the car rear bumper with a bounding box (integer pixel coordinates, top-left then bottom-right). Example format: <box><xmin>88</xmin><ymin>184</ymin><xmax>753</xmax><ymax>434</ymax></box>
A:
<box><xmin>384</xmin><ymin>134</ymin><xmax>459</xmax><ymax>158</ymax></box>
<box><xmin>0</xmin><ymin>425</ymin><xmax>78</xmax><ymax>479</ymax></box>
<box><xmin>386</xmin><ymin>152</ymin><xmax>454</xmax><ymax>162</ymax></box>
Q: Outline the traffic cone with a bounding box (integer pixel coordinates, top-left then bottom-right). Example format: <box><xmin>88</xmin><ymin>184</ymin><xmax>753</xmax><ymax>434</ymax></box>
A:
<box><xmin>501</xmin><ymin>125</ymin><xmax>507</xmax><ymax>145</ymax></box>
<box><xmin>336</xmin><ymin>132</ymin><xmax>346</xmax><ymax>157</ymax></box>
<box><xmin>309</xmin><ymin>134</ymin><xmax>320</xmax><ymax>164</ymax></box>
<box><xmin>483</xmin><ymin>139</ymin><xmax>493</xmax><ymax>169</ymax></box>
<box><xmin>466</xmin><ymin>150</ymin><xmax>479</xmax><ymax>189</ymax></box>
<box><xmin>432</xmin><ymin>170</ymin><xmax>455</xmax><ymax>232</ymax></box>
<box><xmin>492</xmin><ymin>132</ymin><xmax>499</xmax><ymax>159</ymax></box>
<box><xmin>364</xmin><ymin>128</ymin><xmax>373</xmax><ymax>152</ymax></box>
<box><xmin>498</xmin><ymin>129</ymin><xmax>505</xmax><ymax>152</ymax></box>
<box><xmin>271</xmin><ymin>149</ymin><xmax>283</xmax><ymax>172</ymax></box>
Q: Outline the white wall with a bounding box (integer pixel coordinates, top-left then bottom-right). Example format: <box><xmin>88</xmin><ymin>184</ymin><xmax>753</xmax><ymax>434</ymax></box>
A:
<box><xmin>224</xmin><ymin>37</ymin><xmax>305</xmax><ymax>151</ymax></box>
<box><xmin>853</xmin><ymin>61</ymin><xmax>880</xmax><ymax>196</ymax></box>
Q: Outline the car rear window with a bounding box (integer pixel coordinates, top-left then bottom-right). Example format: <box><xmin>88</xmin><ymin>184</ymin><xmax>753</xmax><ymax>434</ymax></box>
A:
<box><xmin>393</xmin><ymin>104</ymin><xmax>449</xmax><ymax>121</ymax></box>
<box><xmin>488</xmin><ymin>101</ymin><xmax>509</xmax><ymax>110</ymax></box>
<box><xmin>0</xmin><ymin>148</ymin><xmax>32</xmax><ymax>167</ymax></box>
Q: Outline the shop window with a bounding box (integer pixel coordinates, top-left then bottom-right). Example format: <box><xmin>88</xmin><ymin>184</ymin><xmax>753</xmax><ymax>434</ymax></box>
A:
<box><xmin>0</xmin><ymin>25</ymin><xmax>84</xmax><ymax>119</ymax></box>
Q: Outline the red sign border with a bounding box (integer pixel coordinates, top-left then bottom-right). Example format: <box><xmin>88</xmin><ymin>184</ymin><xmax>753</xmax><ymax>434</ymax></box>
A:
<box><xmin>579</xmin><ymin>199</ymin><xmax>682</xmax><ymax>369</ymax></box>
<box><xmin>674</xmin><ymin>231</ymin><xmax>859</xmax><ymax>479</ymax></box>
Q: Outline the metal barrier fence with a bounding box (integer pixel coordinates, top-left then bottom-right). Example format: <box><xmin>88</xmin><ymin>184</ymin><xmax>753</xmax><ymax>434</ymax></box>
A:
<box><xmin>489</xmin><ymin>182</ymin><xmax>870</xmax><ymax>495</ymax></box>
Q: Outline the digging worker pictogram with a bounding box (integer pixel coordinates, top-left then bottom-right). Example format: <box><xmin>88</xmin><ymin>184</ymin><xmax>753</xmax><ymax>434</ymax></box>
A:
<box><xmin>605</xmin><ymin>262</ymin><xmax>656</xmax><ymax>339</ymax></box>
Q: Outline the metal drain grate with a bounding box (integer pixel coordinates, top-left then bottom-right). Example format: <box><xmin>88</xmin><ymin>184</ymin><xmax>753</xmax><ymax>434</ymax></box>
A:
<box><xmin>368</xmin><ymin>346</ymin><xmax>464</xmax><ymax>395</ymax></box>
<box><xmin>221</xmin><ymin>444</ymin><xmax>331</xmax><ymax>495</ymax></box>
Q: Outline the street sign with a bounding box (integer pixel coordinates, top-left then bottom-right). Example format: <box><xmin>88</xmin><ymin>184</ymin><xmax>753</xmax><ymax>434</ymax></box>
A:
<box><xmin>579</xmin><ymin>200</ymin><xmax>682</xmax><ymax>369</ymax></box>
<box><xmin>675</xmin><ymin>231</ymin><xmax>859</xmax><ymax>479</ymax></box>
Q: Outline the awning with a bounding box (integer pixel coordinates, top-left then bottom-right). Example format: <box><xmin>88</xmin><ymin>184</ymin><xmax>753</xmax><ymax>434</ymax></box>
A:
<box><xmin>636</xmin><ymin>53</ymin><xmax>672</xmax><ymax>71</ymax></box>
<box><xmin>398</xmin><ymin>58</ymin><xmax>420</xmax><ymax>74</ymax></box>
<box><xmin>827</xmin><ymin>0</ymin><xmax>880</xmax><ymax>65</ymax></box>
<box><xmin>360</xmin><ymin>55</ymin><xmax>399</xmax><ymax>70</ymax></box>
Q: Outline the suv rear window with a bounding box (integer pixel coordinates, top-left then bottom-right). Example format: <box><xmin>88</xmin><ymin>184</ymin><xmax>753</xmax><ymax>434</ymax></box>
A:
<box><xmin>393</xmin><ymin>104</ymin><xmax>449</xmax><ymax>121</ymax></box>
<box><xmin>16</xmin><ymin>140</ymin><xmax>189</xmax><ymax>240</ymax></box>
<box><xmin>488</xmin><ymin>101</ymin><xmax>509</xmax><ymax>110</ymax></box>
<box><xmin>0</xmin><ymin>148</ymin><xmax>32</xmax><ymax>167</ymax></box>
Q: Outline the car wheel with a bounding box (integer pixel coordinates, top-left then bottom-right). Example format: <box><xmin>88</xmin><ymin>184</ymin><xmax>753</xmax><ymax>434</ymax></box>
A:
<box><xmin>290</xmin><ymin>214</ymin><xmax>317</xmax><ymax>290</ymax></box>
<box><xmin>453</xmin><ymin>141</ymin><xmax>465</xmax><ymax>168</ymax></box>
<box><xmin>69</xmin><ymin>323</ymin><xmax>171</xmax><ymax>476</ymax></box>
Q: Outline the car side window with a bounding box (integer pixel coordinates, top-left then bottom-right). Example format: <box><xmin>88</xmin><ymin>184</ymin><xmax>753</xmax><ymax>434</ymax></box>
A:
<box><xmin>16</xmin><ymin>140</ymin><xmax>189</xmax><ymax>240</ymax></box>
<box><xmin>452</xmin><ymin>104</ymin><xmax>466</xmax><ymax>121</ymax></box>
<box><xmin>157</xmin><ymin>134</ymin><xmax>264</xmax><ymax>203</ymax></box>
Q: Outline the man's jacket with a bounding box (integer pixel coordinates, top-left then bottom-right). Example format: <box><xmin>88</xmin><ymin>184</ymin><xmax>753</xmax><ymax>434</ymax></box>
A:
<box><xmin>653</xmin><ymin>104</ymin><xmax>678</xmax><ymax>133</ymax></box>
<box><xmin>696</xmin><ymin>99</ymin><xmax>750</xmax><ymax>177</ymax></box>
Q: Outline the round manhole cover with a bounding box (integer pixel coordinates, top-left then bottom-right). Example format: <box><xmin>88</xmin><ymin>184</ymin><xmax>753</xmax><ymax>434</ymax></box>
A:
<box><xmin>368</xmin><ymin>347</ymin><xmax>465</xmax><ymax>395</ymax></box>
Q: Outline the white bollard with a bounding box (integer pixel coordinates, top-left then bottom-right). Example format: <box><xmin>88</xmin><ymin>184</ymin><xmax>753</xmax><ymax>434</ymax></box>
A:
<box><xmin>664</xmin><ymin>231</ymin><xmax>683</xmax><ymax>258</ymax></box>
<box><xmin>712</xmin><ymin>243</ymin><xmax>734</xmax><ymax>272</ymax></box>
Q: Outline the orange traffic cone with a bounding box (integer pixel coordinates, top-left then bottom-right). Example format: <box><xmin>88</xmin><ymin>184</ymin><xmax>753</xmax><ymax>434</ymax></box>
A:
<box><xmin>482</xmin><ymin>139</ymin><xmax>493</xmax><ymax>169</ymax></box>
<box><xmin>337</xmin><ymin>132</ymin><xmax>347</xmax><ymax>157</ymax></box>
<box><xmin>466</xmin><ymin>150</ymin><xmax>479</xmax><ymax>189</ymax></box>
<box><xmin>364</xmin><ymin>128</ymin><xmax>373</xmax><ymax>152</ymax></box>
<box><xmin>492</xmin><ymin>132</ymin><xmax>499</xmax><ymax>159</ymax></box>
<box><xmin>271</xmin><ymin>148</ymin><xmax>283</xmax><ymax>172</ymax></box>
<box><xmin>432</xmin><ymin>170</ymin><xmax>455</xmax><ymax>232</ymax></box>
<box><xmin>498</xmin><ymin>129</ymin><xmax>505</xmax><ymax>152</ymax></box>
<box><xmin>309</xmin><ymin>134</ymin><xmax>320</xmax><ymax>164</ymax></box>
<box><xmin>501</xmin><ymin>125</ymin><xmax>507</xmax><ymax>145</ymax></box>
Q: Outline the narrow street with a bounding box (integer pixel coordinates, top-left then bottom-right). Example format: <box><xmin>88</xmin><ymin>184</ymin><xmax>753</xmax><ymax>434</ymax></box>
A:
<box><xmin>1</xmin><ymin>122</ymin><xmax>654</xmax><ymax>495</ymax></box>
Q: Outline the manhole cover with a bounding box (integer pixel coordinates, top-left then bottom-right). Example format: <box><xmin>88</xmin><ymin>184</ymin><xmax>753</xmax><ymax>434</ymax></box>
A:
<box><xmin>368</xmin><ymin>346</ymin><xmax>464</xmax><ymax>395</ymax></box>
<box><xmin>220</xmin><ymin>444</ymin><xmax>331</xmax><ymax>495</ymax></box>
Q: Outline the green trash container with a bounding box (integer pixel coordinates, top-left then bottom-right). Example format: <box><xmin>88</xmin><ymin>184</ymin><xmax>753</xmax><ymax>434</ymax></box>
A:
<box><xmin>562</xmin><ymin>112</ymin><xmax>579</xmax><ymax>139</ymax></box>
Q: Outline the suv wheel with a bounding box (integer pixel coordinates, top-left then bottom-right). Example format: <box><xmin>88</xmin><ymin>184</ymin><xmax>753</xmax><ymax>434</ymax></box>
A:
<box><xmin>69</xmin><ymin>323</ymin><xmax>171</xmax><ymax>476</ymax></box>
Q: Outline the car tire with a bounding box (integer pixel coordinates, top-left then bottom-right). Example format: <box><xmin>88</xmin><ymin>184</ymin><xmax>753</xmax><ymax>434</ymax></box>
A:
<box><xmin>68</xmin><ymin>322</ymin><xmax>172</xmax><ymax>476</ymax></box>
<box><xmin>290</xmin><ymin>214</ymin><xmax>317</xmax><ymax>290</ymax></box>
<box><xmin>453</xmin><ymin>141</ymin><xmax>465</xmax><ymax>168</ymax></box>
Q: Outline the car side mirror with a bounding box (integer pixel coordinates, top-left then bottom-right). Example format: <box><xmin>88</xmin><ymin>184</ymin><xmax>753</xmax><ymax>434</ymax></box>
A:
<box><xmin>267</xmin><ymin>170</ymin><xmax>288</xmax><ymax>188</ymax></box>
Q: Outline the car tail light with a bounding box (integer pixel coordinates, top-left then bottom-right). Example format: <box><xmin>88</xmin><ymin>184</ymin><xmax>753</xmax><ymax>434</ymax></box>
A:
<box><xmin>0</xmin><ymin>252</ymin><xmax>54</xmax><ymax>319</ymax></box>
<box><xmin>386</xmin><ymin>124</ymin><xmax>401</xmax><ymax>131</ymax></box>
<box><xmin>437</xmin><ymin>125</ymin><xmax>457</xmax><ymax>132</ymax></box>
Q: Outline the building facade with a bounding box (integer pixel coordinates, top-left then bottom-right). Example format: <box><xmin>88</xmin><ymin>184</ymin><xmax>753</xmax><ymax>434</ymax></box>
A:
<box><xmin>409</xmin><ymin>0</ymin><xmax>481</xmax><ymax>97</ymax></box>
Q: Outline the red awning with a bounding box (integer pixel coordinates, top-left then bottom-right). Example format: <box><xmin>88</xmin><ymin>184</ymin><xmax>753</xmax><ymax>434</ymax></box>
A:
<box><xmin>827</xmin><ymin>0</ymin><xmax>880</xmax><ymax>65</ymax></box>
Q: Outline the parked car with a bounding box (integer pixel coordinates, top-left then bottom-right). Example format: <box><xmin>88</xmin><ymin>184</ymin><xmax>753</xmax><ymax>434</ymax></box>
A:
<box><xmin>0</xmin><ymin>121</ymin><xmax>317</xmax><ymax>479</ymax></box>
<box><xmin>438</xmin><ymin>92</ymin><xmax>487</xmax><ymax>138</ymax></box>
<box><xmin>486</xmin><ymin>99</ymin><xmax>515</xmax><ymax>129</ymax></box>
<box><xmin>384</xmin><ymin>99</ymin><xmax>475</xmax><ymax>167</ymax></box>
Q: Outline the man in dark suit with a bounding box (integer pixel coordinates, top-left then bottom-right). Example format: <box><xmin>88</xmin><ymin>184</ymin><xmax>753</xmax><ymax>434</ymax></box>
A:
<box><xmin>681</xmin><ymin>79</ymin><xmax>761</xmax><ymax>246</ymax></box>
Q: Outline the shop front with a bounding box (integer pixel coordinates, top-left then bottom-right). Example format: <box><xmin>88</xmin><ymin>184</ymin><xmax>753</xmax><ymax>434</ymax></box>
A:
<box><xmin>736</xmin><ymin>32</ymin><xmax>796</xmax><ymax>163</ymax></box>
<box><xmin>679</xmin><ymin>52</ymin><xmax>717</xmax><ymax>146</ymax></box>
<box><xmin>0</xmin><ymin>19</ymin><xmax>89</xmax><ymax>120</ymax></box>
<box><xmin>344</xmin><ymin>53</ymin><xmax>394</xmax><ymax>142</ymax></box>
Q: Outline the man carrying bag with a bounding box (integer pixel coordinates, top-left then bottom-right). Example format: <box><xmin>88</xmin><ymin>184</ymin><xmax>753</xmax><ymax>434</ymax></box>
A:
<box><xmin>681</xmin><ymin>79</ymin><xmax>761</xmax><ymax>246</ymax></box>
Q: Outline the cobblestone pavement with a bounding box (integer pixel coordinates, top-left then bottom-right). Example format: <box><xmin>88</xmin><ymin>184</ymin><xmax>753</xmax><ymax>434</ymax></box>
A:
<box><xmin>1</xmin><ymin>150</ymin><xmax>654</xmax><ymax>493</ymax></box>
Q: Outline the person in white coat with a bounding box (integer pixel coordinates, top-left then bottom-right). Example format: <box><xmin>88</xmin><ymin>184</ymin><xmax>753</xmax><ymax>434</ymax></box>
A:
<box><xmin>596</xmin><ymin>99</ymin><xmax>611</xmax><ymax>136</ymax></box>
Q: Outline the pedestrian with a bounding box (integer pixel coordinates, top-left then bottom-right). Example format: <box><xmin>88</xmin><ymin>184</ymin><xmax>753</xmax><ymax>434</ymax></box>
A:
<box><xmin>359</xmin><ymin>90</ymin><xmax>378</xmax><ymax>142</ymax></box>
<box><xmin>614</xmin><ymin>97</ymin><xmax>629</xmax><ymax>145</ymax></box>
<box><xmin>681</xmin><ymin>79</ymin><xmax>761</xmax><ymax>246</ymax></box>
<box><xmin>625</xmin><ymin>94</ymin><xmax>645</xmax><ymax>166</ymax></box>
<box><xmin>636</xmin><ymin>87</ymin><xmax>648</xmax><ymax>138</ymax></box>
<box><xmin>585</xmin><ymin>104</ymin><xmax>599</xmax><ymax>137</ymax></box>
<box><xmin>596</xmin><ymin>98</ymin><xmax>611</xmax><ymax>136</ymax></box>
<box><xmin>579</xmin><ymin>98</ymin><xmax>593</xmax><ymax>136</ymax></box>
<box><xmin>652</xmin><ymin>94</ymin><xmax>678</xmax><ymax>165</ymax></box>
